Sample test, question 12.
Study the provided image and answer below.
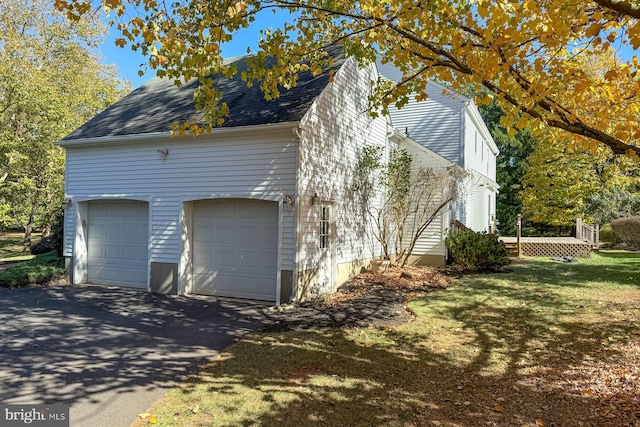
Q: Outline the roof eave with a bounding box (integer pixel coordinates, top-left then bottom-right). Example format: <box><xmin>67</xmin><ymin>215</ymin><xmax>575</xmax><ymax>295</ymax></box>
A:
<box><xmin>56</xmin><ymin>121</ymin><xmax>301</xmax><ymax>147</ymax></box>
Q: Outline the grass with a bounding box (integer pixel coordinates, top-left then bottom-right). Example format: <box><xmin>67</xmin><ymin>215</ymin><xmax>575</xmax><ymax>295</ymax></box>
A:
<box><xmin>0</xmin><ymin>251</ymin><xmax>65</xmax><ymax>288</ymax></box>
<box><xmin>134</xmin><ymin>251</ymin><xmax>640</xmax><ymax>427</ymax></box>
<box><xmin>0</xmin><ymin>231</ymin><xmax>40</xmax><ymax>261</ymax></box>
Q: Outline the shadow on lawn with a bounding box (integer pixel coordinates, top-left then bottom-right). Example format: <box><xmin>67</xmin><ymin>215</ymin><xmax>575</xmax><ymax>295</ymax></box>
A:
<box><xmin>167</xmin><ymin>258</ymin><xmax>640</xmax><ymax>426</ymax></box>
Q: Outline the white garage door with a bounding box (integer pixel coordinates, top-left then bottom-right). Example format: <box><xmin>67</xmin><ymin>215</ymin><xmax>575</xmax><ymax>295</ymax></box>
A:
<box><xmin>192</xmin><ymin>199</ymin><xmax>278</xmax><ymax>301</ymax></box>
<box><xmin>87</xmin><ymin>200</ymin><xmax>149</xmax><ymax>288</ymax></box>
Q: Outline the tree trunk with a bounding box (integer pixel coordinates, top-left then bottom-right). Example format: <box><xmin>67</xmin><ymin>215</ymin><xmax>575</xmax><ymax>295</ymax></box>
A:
<box><xmin>22</xmin><ymin>223</ymin><xmax>33</xmax><ymax>249</ymax></box>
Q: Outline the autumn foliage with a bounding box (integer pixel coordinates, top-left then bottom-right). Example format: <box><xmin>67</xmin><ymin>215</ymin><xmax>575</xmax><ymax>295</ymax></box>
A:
<box><xmin>55</xmin><ymin>0</ymin><xmax>640</xmax><ymax>157</ymax></box>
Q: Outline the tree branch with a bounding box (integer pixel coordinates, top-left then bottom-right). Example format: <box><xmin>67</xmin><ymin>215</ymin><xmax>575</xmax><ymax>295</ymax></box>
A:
<box><xmin>591</xmin><ymin>0</ymin><xmax>640</xmax><ymax>19</ymax></box>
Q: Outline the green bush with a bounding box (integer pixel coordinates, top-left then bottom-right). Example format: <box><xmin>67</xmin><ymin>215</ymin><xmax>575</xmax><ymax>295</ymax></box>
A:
<box><xmin>0</xmin><ymin>251</ymin><xmax>64</xmax><ymax>288</ymax></box>
<box><xmin>598</xmin><ymin>223</ymin><xmax>618</xmax><ymax>244</ymax></box>
<box><xmin>50</xmin><ymin>209</ymin><xmax>64</xmax><ymax>257</ymax></box>
<box><xmin>446</xmin><ymin>230</ymin><xmax>510</xmax><ymax>271</ymax></box>
<box><xmin>611</xmin><ymin>216</ymin><xmax>640</xmax><ymax>249</ymax></box>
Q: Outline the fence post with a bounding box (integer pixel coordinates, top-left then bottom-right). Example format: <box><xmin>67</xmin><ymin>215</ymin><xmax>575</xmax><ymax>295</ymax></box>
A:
<box><xmin>490</xmin><ymin>215</ymin><xmax>495</xmax><ymax>234</ymax></box>
<box><xmin>595</xmin><ymin>223</ymin><xmax>600</xmax><ymax>250</ymax></box>
<box><xmin>576</xmin><ymin>216</ymin><xmax>582</xmax><ymax>240</ymax></box>
<box><xmin>517</xmin><ymin>214</ymin><xmax>522</xmax><ymax>258</ymax></box>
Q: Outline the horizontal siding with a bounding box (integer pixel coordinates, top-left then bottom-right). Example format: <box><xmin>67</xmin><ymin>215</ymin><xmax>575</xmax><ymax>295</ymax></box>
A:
<box><xmin>398</xmin><ymin>140</ymin><xmax>451</xmax><ymax>257</ymax></box>
<box><xmin>64</xmin><ymin>132</ymin><xmax>297</xmax><ymax>268</ymax></box>
<box><xmin>376</xmin><ymin>62</ymin><xmax>464</xmax><ymax>166</ymax></box>
<box><xmin>464</xmin><ymin>111</ymin><xmax>491</xmax><ymax>177</ymax></box>
<box><xmin>63</xmin><ymin>209</ymin><xmax>76</xmax><ymax>257</ymax></box>
<box><xmin>297</xmin><ymin>58</ymin><xmax>388</xmax><ymax>273</ymax></box>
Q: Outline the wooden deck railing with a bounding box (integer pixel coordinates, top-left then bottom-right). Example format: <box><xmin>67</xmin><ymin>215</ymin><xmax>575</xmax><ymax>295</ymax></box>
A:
<box><xmin>450</xmin><ymin>219</ymin><xmax>469</xmax><ymax>233</ymax></box>
<box><xmin>576</xmin><ymin>216</ymin><xmax>599</xmax><ymax>250</ymax></box>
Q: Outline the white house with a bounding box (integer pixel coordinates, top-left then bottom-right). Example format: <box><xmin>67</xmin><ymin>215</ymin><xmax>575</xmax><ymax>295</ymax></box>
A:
<box><xmin>59</xmin><ymin>51</ymin><xmax>497</xmax><ymax>303</ymax></box>
<box><xmin>376</xmin><ymin>62</ymin><xmax>500</xmax><ymax>233</ymax></box>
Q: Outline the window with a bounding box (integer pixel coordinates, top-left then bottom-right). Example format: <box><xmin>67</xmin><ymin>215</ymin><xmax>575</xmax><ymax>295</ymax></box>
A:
<box><xmin>319</xmin><ymin>206</ymin><xmax>330</xmax><ymax>249</ymax></box>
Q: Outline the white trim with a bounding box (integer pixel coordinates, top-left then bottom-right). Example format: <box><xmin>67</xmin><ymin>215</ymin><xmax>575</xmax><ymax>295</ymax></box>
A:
<box><xmin>388</xmin><ymin>125</ymin><xmax>455</xmax><ymax>167</ymax></box>
<box><xmin>276</xmin><ymin>201</ymin><xmax>284</xmax><ymax>306</ymax></box>
<box><xmin>464</xmin><ymin>101</ymin><xmax>499</xmax><ymax>155</ymax></box>
<box><xmin>469</xmin><ymin>169</ymin><xmax>500</xmax><ymax>191</ymax></box>
<box><xmin>56</xmin><ymin>121</ymin><xmax>301</xmax><ymax>147</ymax></box>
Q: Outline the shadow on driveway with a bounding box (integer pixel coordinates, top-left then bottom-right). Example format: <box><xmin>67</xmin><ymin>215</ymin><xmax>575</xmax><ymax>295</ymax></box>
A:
<box><xmin>0</xmin><ymin>284</ymin><xmax>269</xmax><ymax>426</ymax></box>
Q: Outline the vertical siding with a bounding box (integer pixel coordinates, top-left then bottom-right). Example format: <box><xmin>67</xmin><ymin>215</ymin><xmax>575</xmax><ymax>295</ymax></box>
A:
<box><xmin>297</xmin><ymin>58</ymin><xmax>388</xmax><ymax>272</ymax></box>
<box><xmin>63</xmin><ymin>132</ymin><xmax>298</xmax><ymax>269</ymax></box>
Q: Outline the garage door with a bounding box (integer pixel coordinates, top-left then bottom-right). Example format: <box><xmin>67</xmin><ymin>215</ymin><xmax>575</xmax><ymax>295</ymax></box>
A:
<box><xmin>87</xmin><ymin>200</ymin><xmax>149</xmax><ymax>288</ymax></box>
<box><xmin>192</xmin><ymin>199</ymin><xmax>278</xmax><ymax>301</ymax></box>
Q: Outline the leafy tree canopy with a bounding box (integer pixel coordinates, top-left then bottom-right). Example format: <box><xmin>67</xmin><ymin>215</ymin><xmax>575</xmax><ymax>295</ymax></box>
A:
<box><xmin>521</xmin><ymin>130</ymin><xmax>639</xmax><ymax>227</ymax></box>
<box><xmin>0</xmin><ymin>0</ymin><xmax>128</xmax><ymax>243</ymax></box>
<box><xmin>57</xmin><ymin>0</ymin><xmax>640</xmax><ymax>156</ymax></box>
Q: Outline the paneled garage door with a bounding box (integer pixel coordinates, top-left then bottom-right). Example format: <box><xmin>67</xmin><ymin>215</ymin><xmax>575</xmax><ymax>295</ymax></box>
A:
<box><xmin>87</xmin><ymin>200</ymin><xmax>149</xmax><ymax>288</ymax></box>
<box><xmin>192</xmin><ymin>199</ymin><xmax>278</xmax><ymax>301</ymax></box>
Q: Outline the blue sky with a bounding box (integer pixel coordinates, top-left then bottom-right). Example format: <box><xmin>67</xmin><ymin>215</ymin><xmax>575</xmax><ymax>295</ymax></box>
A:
<box><xmin>100</xmin><ymin>9</ymin><xmax>293</xmax><ymax>88</ymax></box>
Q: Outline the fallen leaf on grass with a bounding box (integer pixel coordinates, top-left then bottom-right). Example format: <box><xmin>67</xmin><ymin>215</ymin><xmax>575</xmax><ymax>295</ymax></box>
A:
<box><xmin>494</xmin><ymin>405</ymin><xmax>504</xmax><ymax>412</ymax></box>
<box><xmin>535</xmin><ymin>419</ymin><xmax>545</xmax><ymax>426</ymax></box>
<box><xmin>138</xmin><ymin>413</ymin><xmax>151</xmax><ymax>419</ymax></box>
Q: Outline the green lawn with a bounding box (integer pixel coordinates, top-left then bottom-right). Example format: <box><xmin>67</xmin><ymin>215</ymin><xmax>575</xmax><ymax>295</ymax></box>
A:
<box><xmin>0</xmin><ymin>251</ymin><xmax>64</xmax><ymax>288</ymax></box>
<box><xmin>0</xmin><ymin>231</ymin><xmax>39</xmax><ymax>261</ymax></box>
<box><xmin>134</xmin><ymin>251</ymin><xmax>640</xmax><ymax>427</ymax></box>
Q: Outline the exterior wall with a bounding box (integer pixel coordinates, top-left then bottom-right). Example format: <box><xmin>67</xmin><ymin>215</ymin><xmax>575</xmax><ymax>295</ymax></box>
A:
<box><xmin>376</xmin><ymin>62</ymin><xmax>500</xmax><ymax>233</ymax></box>
<box><xmin>397</xmin><ymin>137</ymin><xmax>453</xmax><ymax>261</ymax></box>
<box><xmin>462</xmin><ymin>105</ymin><xmax>499</xmax><ymax>232</ymax></box>
<box><xmin>295</xmin><ymin>58</ymin><xmax>389</xmax><ymax>299</ymax></box>
<box><xmin>376</xmin><ymin>62</ymin><xmax>464</xmax><ymax>165</ymax></box>
<box><xmin>62</xmin><ymin>126</ymin><xmax>298</xmax><ymax>297</ymax></box>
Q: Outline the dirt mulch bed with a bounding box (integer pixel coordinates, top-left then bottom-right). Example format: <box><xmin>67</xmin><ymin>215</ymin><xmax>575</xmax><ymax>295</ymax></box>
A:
<box><xmin>261</xmin><ymin>266</ymin><xmax>458</xmax><ymax>332</ymax></box>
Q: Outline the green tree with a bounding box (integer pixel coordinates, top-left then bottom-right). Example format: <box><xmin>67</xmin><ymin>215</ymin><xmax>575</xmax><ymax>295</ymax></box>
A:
<box><xmin>59</xmin><ymin>0</ymin><xmax>640</xmax><ymax>156</ymax></box>
<box><xmin>478</xmin><ymin>100</ymin><xmax>534</xmax><ymax>236</ymax></box>
<box><xmin>0</xmin><ymin>0</ymin><xmax>128</xmax><ymax>245</ymax></box>
<box><xmin>521</xmin><ymin>138</ymin><xmax>599</xmax><ymax>229</ymax></box>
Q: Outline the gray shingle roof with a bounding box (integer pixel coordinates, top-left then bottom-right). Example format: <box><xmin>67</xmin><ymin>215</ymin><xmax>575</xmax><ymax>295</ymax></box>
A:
<box><xmin>63</xmin><ymin>49</ymin><xmax>346</xmax><ymax>141</ymax></box>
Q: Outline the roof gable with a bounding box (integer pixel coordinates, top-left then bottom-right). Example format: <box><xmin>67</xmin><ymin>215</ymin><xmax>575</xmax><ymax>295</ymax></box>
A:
<box><xmin>63</xmin><ymin>50</ymin><xmax>346</xmax><ymax>141</ymax></box>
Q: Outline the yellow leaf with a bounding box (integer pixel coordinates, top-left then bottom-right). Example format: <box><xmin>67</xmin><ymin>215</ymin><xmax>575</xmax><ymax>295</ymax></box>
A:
<box><xmin>535</xmin><ymin>419</ymin><xmax>545</xmax><ymax>426</ymax></box>
<box><xmin>149</xmin><ymin>416</ymin><xmax>157</xmax><ymax>424</ymax></box>
<box><xmin>585</xmin><ymin>23</ymin><xmax>603</xmax><ymax>38</ymax></box>
<box><xmin>494</xmin><ymin>405</ymin><xmax>504</xmax><ymax>412</ymax></box>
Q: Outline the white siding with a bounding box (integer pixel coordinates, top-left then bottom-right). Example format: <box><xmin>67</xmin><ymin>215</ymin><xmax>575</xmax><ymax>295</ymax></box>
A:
<box><xmin>463</xmin><ymin>112</ymin><xmax>484</xmax><ymax>175</ymax></box>
<box><xmin>63</xmin><ymin>131</ymin><xmax>298</xmax><ymax>269</ymax></box>
<box><xmin>398</xmin><ymin>139</ymin><xmax>453</xmax><ymax>257</ymax></box>
<box><xmin>376</xmin><ymin>62</ymin><xmax>464</xmax><ymax>165</ymax></box>
<box><xmin>297</xmin><ymin>58</ymin><xmax>388</xmax><ymax>275</ymax></box>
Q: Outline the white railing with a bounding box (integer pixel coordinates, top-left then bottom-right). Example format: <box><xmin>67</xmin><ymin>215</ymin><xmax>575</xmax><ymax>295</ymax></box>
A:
<box><xmin>576</xmin><ymin>216</ymin><xmax>599</xmax><ymax>250</ymax></box>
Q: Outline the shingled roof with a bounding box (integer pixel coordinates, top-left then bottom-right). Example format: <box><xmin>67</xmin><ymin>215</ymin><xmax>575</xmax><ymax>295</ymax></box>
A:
<box><xmin>63</xmin><ymin>49</ymin><xmax>346</xmax><ymax>141</ymax></box>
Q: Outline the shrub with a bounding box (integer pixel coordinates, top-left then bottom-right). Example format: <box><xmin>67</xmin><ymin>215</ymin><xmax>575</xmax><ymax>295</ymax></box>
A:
<box><xmin>446</xmin><ymin>230</ymin><xmax>510</xmax><ymax>271</ymax></box>
<box><xmin>0</xmin><ymin>251</ymin><xmax>64</xmax><ymax>288</ymax></box>
<box><xmin>50</xmin><ymin>209</ymin><xmax>64</xmax><ymax>257</ymax></box>
<box><xmin>611</xmin><ymin>216</ymin><xmax>640</xmax><ymax>249</ymax></box>
<box><xmin>598</xmin><ymin>223</ymin><xmax>619</xmax><ymax>244</ymax></box>
<box><xmin>30</xmin><ymin>236</ymin><xmax>54</xmax><ymax>255</ymax></box>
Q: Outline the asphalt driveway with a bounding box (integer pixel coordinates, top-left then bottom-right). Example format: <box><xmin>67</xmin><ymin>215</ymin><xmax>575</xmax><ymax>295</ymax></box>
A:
<box><xmin>0</xmin><ymin>284</ymin><xmax>269</xmax><ymax>426</ymax></box>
